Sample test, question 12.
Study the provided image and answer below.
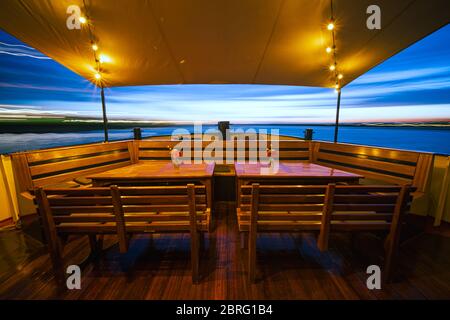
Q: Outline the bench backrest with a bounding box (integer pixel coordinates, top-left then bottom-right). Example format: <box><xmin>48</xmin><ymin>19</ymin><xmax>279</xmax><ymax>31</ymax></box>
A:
<box><xmin>242</xmin><ymin>183</ymin><xmax>412</xmax><ymax>251</ymax></box>
<box><xmin>35</xmin><ymin>184</ymin><xmax>209</xmax><ymax>253</ymax></box>
<box><xmin>313</xmin><ymin>141</ymin><xmax>433</xmax><ymax>194</ymax></box>
<box><xmin>318</xmin><ymin>184</ymin><xmax>412</xmax><ymax>251</ymax></box>
<box><xmin>12</xmin><ymin>141</ymin><xmax>135</xmax><ymax>191</ymax></box>
<box><xmin>239</xmin><ymin>184</ymin><xmax>327</xmax><ymax>231</ymax></box>
<box><xmin>137</xmin><ymin>139</ymin><xmax>312</xmax><ymax>163</ymax></box>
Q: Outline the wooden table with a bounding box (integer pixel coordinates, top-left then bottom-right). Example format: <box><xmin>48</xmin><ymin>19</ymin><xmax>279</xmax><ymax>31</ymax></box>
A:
<box><xmin>88</xmin><ymin>161</ymin><xmax>215</xmax><ymax>207</ymax></box>
<box><xmin>235</xmin><ymin>162</ymin><xmax>363</xmax><ymax>205</ymax></box>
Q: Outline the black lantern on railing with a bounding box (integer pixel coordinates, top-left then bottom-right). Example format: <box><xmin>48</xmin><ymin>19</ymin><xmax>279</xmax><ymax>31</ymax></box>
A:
<box><xmin>304</xmin><ymin>128</ymin><xmax>314</xmax><ymax>140</ymax></box>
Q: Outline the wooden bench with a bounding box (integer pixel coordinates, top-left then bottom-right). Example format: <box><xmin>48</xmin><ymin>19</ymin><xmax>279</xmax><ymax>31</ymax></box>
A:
<box><xmin>35</xmin><ymin>184</ymin><xmax>210</xmax><ymax>284</ymax></box>
<box><xmin>12</xmin><ymin>138</ymin><xmax>433</xmax><ymax>197</ymax></box>
<box><xmin>12</xmin><ymin>141</ymin><xmax>136</xmax><ymax>200</ymax></box>
<box><xmin>312</xmin><ymin>141</ymin><xmax>433</xmax><ymax>196</ymax></box>
<box><xmin>237</xmin><ymin>183</ymin><xmax>412</xmax><ymax>283</ymax></box>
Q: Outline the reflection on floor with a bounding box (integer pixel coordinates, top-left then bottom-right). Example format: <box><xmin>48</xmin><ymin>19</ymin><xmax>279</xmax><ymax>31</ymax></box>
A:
<box><xmin>0</xmin><ymin>202</ymin><xmax>449</xmax><ymax>299</ymax></box>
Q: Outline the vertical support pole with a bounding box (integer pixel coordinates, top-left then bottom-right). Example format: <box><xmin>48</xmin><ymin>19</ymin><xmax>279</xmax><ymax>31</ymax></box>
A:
<box><xmin>100</xmin><ymin>86</ymin><xmax>109</xmax><ymax>142</ymax></box>
<box><xmin>333</xmin><ymin>90</ymin><xmax>341</xmax><ymax>143</ymax></box>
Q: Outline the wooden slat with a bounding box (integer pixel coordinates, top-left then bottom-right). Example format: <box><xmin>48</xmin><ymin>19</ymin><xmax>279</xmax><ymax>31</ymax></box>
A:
<box><xmin>53</xmin><ymin>214</ymin><xmax>115</xmax><ymax>223</ymax></box>
<box><xmin>33</xmin><ymin>160</ymin><xmax>132</xmax><ymax>187</ymax></box>
<box><xmin>240</xmin><ymin>185</ymin><xmax>327</xmax><ymax>195</ymax></box>
<box><xmin>278</xmin><ymin>151</ymin><xmax>310</xmax><ymax>159</ymax></box>
<box><xmin>317</xmin><ymin>151</ymin><xmax>416</xmax><ymax>177</ymax></box>
<box><xmin>124</xmin><ymin>213</ymin><xmax>207</xmax><ymax>222</ymax></box>
<box><xmin>43</xmin><ymin>188</ymin><xmax>111</xmax><ymax>195</ymax></box>
<box><xmin>240</xmin><ymin>221</ymin><xmax>390</xmax><ymax>232</ymax></box>
<box><xmin>26</xmin><ymin>141</ymin><xmax>130</xmax><ymax>163</ymax></box>
<box><xmin>256</xmin><ymin>222</ymin><xmax>322</xmax><ymax>231</ymax></box>
<box><xmin>56</xmin><ymin>223</ymin><xmax>119</xmax><ymax>233</ymax></box>
<box><xmin>333</xmin><ymin>204</ymin><xmax>395</xmax><ymax>212</ymax></box>
<box><xmin>332</xmin><ymin>213</ymin><xmax>392</xmax><ymax>221</ymax></box>
<box><xmin>315</xmin><ymin>159</ymin><xmax>412</xmax><ymax>185</ymax></box>
<box><xmin>138</xmin><ymin>150</ymin><xmax>171</xmax><ymax>159</ymax></box>
<box><xmin>30</xmin><ymin>151</ymin><xmax>130</xmax><ymax>176</ymax></box>
<box><xmin>239</xmin><ymin>212</ymin><xmax>322</xmax><ymax>221</ymax></box>
<box><xmin>138</xmin><ymin>140</ymin><xmax>183</xmax><ymax>149</ymax></box>
<box><xmin>48</xmin><ymin>196</ymin><xmax>112</xmax><ymax>206</ymax></box>
<box><xmin>333</xmin><ymin>194</ymin><xmax>398</xmax><ymax>204</ymax></box>
<box><xmin>120</xmin><ymin>195</ymin><xmax>206</xmax><ymax>205</ymax></box>
<box><xmin>11</xmin><ymin>153</ymin><xmax>33</xmax><ymax>193</ymax></box>
<box><xmin>51</xmin><ymin>206</ymin><xmax>114</xmax><ymax>214</ymax></box>
<box><xmin>241</xmin><ymin>194</ymin><xmax>325</xmax><ymax>204</ymax></box>
<box><xmin>412</xmin><ymin>153</ymin><xmax>434</xmax><ymax>193</ymax></box>
<box><xmin>318</xmin><ymin>184</ymin><xmax>334</xmax><ymax>251</ymax></box>
<box><xmin>118</xmin><ymin>185</ymin><xmax>205</xmax><ymax>195</ymax></box>
<box><xmin>127</xmin><ymin>141</ymin><xmax>139</xmax><ymax>164</ymax></box>
<box><xmin>278</xmin><ymin>140</ymin><xmax>310</xmax><ymax>149</ymax></box>
<box><xmin>334</xmin><ymin>185</ymin><xmax>402</xmax><ymax>193</ymax></box>
<box><xmin>244</xmin><ymin>204</ymin><xmax>324</xmax><ymax>211</ymax></box>
<box><xmin>318</xmin><ymin>142</ymin><xmax>420</xmax><ymax>163</ymax></box>
<box><xmin>434</xmin><ymin>156</ymin><xmax>450</xmax><ymax>226</ymax></box>
<box><xmin>122</xmin><ymin>204</ymin><xmax>207</xmax><ymax>212</ymax></box>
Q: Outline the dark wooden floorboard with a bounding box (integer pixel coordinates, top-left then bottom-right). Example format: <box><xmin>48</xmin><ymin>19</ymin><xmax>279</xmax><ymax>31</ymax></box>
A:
<box><xmin>0</xmin><ymin>201</ymin><xmax>449</xmax><ymax>300</ymax></box>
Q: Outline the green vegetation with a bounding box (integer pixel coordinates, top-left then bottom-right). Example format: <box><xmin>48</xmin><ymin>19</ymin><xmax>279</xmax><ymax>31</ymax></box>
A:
<box><xmin>0</xmin><ymin>117</ymin><xmax>177</xmax><ymax>133</ymax></box>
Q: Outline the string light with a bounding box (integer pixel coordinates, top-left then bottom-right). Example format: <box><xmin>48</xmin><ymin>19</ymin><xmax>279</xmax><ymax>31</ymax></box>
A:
<box><xmin>99</xmin><ymin>54</ymin><xmax>111</xmax><ymax>64</ymax></box>
<box><xmin>324</xmin><ymin>1</ymin><xmax>342</xmax><ymax>93</ymax></box>
<box><xmin>80</xmin><ymin>4</ymin><xmax>110</xmax><ymax>86</ymax></box>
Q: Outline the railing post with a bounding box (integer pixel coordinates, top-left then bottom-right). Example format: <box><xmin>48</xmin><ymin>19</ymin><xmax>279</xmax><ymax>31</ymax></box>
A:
<box><xmin>133</xmin><ymin>127</ymin><xmax>142</xmax><ymax>140</ymax></box>
<box><xmin>304</xmin><ymin>128</ymin><xmax>314</xmax><ymax>140</ymax></box>
<box><xmin>218</xmin><ymin>121</ymin><xmax>230</xmax><ymax>140</ymax></box>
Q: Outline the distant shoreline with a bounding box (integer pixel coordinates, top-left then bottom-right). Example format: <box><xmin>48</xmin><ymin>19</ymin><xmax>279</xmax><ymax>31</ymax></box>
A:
<box><xmin>0</xmin><ymin>119</ymin><xmax>449</xmax><ymax>133</ymax></box>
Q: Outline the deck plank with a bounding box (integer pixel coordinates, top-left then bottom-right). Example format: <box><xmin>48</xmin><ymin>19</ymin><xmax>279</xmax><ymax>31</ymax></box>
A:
<box><xmin>0</xmin><ymin>202</ymin><xmax>449</xmax><ymax>299</ymax></box>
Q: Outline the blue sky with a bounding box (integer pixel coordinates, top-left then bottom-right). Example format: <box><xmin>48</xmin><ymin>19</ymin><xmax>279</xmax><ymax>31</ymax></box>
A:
<box><xmin>0</xmin><ymin>24</ymin><xmax>449</xmax><ymax>124</ymax></box>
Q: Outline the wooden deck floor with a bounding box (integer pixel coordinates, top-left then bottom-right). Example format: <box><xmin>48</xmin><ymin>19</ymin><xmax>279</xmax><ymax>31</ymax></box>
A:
<box><xmin>1</xmin><ymin>202</ymin><xmax>449</xmax><ymax>299</ymax></box>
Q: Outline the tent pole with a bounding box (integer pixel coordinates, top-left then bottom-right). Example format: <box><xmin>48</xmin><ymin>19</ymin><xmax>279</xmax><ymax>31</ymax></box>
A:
<box><xmin>333</xmin><ymin>90</ymin><xmax>341</xmax><ymax>143</ymax></box>
<box><xmin>100</xmin><ymin>86</ymin><xmax>109</xmax><ymax>142</ymax></box>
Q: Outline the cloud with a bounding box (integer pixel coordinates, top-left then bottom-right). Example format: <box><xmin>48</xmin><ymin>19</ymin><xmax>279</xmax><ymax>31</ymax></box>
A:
<box><xmin>0</xmin><ymin>41</ymin><xmax>51</xmax><ymax>60</ymax></box>
<box><xmin>0</xmin><ymin>24</ymin><xmax>449</xmax><ymax>123</ymax></box>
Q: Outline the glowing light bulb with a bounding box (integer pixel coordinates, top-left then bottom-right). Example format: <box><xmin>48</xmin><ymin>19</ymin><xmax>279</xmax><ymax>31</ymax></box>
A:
<box><xmin>326</xmin><ymin>47</ymin><xmax>332</xmax><ymax>53</ymax></box>
<box><xmin>335</xmin><ymin>83</ymin><xmax>340</xmax><ymax>89</ymax></box>
<box><xmin>99</xmin><ymin>54</ymin><xmax>111</xmax><ymax>63</ymax></box>
<box><xmin>338</xmin><ymin>74</ymin><xmax>343</xmax><ymax>79</ymax></box>
<box><xmin>79</xmin><ymin>17</ymin><xmax>87</xmax><ymax>24</ymax></box>
<box><xmin>329</xmin><ymin>64</ymin><xmax>336</xmax><ymax>71</ymax></box>
<box><xmin>327</xmin><ymin>22</ymin><xmax>334</xmax><ymax>31</ymax></box>
<box><xmin>94</xmin><ymin>73</ymin><xmax>101</xmax><ymax>80</ymax></box>
<box><xmin>92</xmin><ymin>44</ymin><xmax>98</xmax><ymax>51</ymax></box>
